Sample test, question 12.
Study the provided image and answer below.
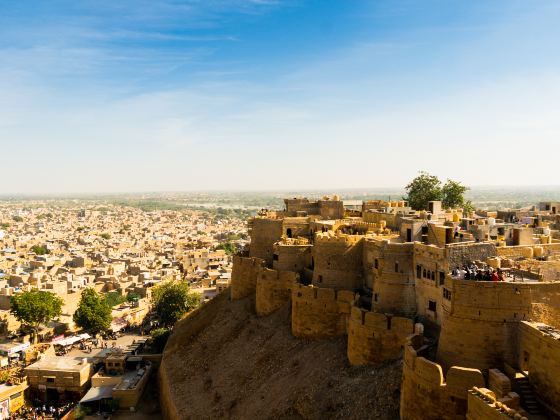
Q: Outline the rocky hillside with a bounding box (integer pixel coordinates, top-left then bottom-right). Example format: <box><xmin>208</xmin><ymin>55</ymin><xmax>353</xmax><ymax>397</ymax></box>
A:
<box><xmin>159</xmin><ymin>292</ymin><xmax>401</xmax><ymax>419</ymax></box>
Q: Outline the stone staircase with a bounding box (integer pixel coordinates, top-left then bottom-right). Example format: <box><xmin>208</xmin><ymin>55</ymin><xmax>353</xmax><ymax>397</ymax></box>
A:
<box><xmin>514</xmin><ymin>375</ymin><xmax>542</xmax><ymax>416</ymax></box>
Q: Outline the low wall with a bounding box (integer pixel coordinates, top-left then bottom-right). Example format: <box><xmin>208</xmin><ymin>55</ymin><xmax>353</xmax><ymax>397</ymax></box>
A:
<box><xmin>496</xmin><ymin>243</ymin><xmax>560</xmax><ymax>258</ymax></box>
<box><xmin>291</xmin><ymin>284</ymin><xmax>356</xmax><ymax>338</ymax></box>
<box><xmin>400</xmin><ymin>335</ymin><xmax>485</xmax><ymax>420</ymax></box>
<box><xmin>347</xmin><ymin>306</ymin><xmax>414</xmax><ymax>366</ymax></box>
<box><xmin>255</xmin><ymin>267</ymin><xmax>298</xmax><ymax>316</ymax></box>
<box><xmin>230</xmin><ymin>256</ymin><xmax>266</xmax><ymax>300</ymax></box>
<box><xmin>466</xmin><ymin>388</ymin><xmax>520</xmax><ymax>420</ymax></box>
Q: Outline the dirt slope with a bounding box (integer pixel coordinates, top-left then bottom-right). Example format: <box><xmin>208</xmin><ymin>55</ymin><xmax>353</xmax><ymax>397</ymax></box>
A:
<box><xmin>159</xmin><ymin>292</ymin><xmax>401</xmax><ymax>419</ymax></box>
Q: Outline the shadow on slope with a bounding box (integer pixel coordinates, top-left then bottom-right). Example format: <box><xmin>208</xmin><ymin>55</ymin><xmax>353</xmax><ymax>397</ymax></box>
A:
<box><xmin>160</xmin><ymin>292</ymin><xmax>401</xmax><ymax>419</ymax></box>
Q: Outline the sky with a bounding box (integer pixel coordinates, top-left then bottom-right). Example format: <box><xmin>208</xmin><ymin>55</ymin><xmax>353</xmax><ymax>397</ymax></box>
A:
<box><xmin>1</xmin><ymin>0</ymin><xmax>559</xmax><ymax>193</ymax></box>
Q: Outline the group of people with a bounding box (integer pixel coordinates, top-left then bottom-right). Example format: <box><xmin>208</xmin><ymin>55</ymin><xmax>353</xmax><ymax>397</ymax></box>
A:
<box><xmin>452</xmin><ymin>264</ymin><xmax>506</xmax><ymax>282</ymax></box>
<box><xmin>11</xmin><ymin>402</ymin><xmax>73</xmax><ymax>420</ymax></box>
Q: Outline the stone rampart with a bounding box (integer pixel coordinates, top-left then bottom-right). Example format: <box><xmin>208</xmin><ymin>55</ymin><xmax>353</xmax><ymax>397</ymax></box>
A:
<box><xmin>437</xmin><ymin>279</ymin><xmax>560</xmax><ymax>371</ymax></box>
<box><xmin>312</xmin><ymin>233</ymin><xmax>364</xmax><ymax>290</ymax></box>
<box><xmin>365</xmin><ymin>239</ymin><xmax>416</xmax><ymax>316</ymax></box>
<box><xmin>230</xmin><ymin>256</ymin><xmax>266</xmax><ymax>300</ymax></box>
<box><xmin>291</xmin><ymin>284</ymin><xmax>356</xmax><ymax>338</ymax></box>
<box><xmin>517</xmin><ymin>321</ymin><xmax>560</xmax><ymax>414</ymax></box>
<box><xmin>347</xmin><ymin>306</ymin><xmax>414</xmax><ymax>365</ymax></box>
<box><xmin>272</xmin><ymin>242</ymin><xmax>312</xmax><ymax>273</ymax></box>
<box><xmin>400</xmin><ymin>335</ymin><xmax>485</xmax><ymax>420</ymax></box>
<box><xmin>249</xmin><ymin>217</ymin><xmax>283</xmax><ymax>265</ymax></box>
<box><xmin>255</xmin><ymin>267</ymin><xmax>298</xmax><ymax>316</ymax></box>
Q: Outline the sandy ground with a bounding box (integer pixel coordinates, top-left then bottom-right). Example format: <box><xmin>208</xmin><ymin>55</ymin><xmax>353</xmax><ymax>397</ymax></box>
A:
<box><xmin>161</xmin><ymin>294</ymin><xmax>402</xmax><ymax>419</ymax></box>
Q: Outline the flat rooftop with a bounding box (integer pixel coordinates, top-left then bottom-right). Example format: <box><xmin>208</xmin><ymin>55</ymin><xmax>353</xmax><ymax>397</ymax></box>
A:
<box><xmin>25</xmin><ymin>356</ymin><xmax>90</xmax><ymax>372</ymax></box>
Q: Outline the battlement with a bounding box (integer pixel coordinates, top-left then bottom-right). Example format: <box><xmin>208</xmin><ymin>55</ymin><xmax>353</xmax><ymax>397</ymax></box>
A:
<box><xmin>230</xmin><ymin>256</ymin><xmax>266</xmax><ymax>300</ymax></box>
<box><xmin>291</xmin><ymin>283</ymin><xmax>355</xmax><ymax>304</ymax></box>
<box><xmin>347</xmin><ymin>305</ymin><xmax>414</xmax><ymax>365</ymax></box>
<box><xmin>277</xmin><ymin>237</ymin><xmax>310</xmax><ymax>246</ymax></box>
<box><xmin>401</xmin><ymin>335</ymin><xmax>485</xmax><ymax>420</ymax></box>
<box><xmin>314</xmin><ymin>231</ymin><xmax>364</xmax><ymax>244</ymax></box>
<box><xmin>291</xmin><ymin>284</ymin><xmax>356</xmax><ymax>338</ymax></box>
<box><xmin>255</xmin><ymin>267</ymin><xmax>299</xmax><ymax>316</ymax></box>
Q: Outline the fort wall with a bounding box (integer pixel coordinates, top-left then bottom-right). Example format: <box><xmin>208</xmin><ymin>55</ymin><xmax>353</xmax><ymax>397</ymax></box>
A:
<box><xmin>312</xmin><ymin>233</ymin><xmax>364</xmax><ymax>290</ymax></box>
<box><xmin>347</xmin><ymin>306</ymin><xmax>414</xmax><ymax>365</ymax></box>
<box><xmin>435</xmin><ymin>279</ymin><xmax>560</xmax><ymax>371</ymax></box>
<box><xmin>517</xmin><ymin>321</ymin><xmax>560</xmax><ymax>414</ymax></box>
<box><xmin>249</xmin><ymin>218</ymin><xmax>283</xmax><ymax>265</ymax></box>
<box><xmin>272</xmin><ymin>242</ymin><xmax>312</xmax><ymax>273</ymax></box>
<box><xmin>400</xmin><ymin>335</ymin><xmax>485</xmax><ymax>420</ymax></box>
<box><xmin>363</xmin><ymin>211</ymin><xmax>399</xmax><ymax>230</ymax></box>
<box><xmin>291</xmin><ymin>284</ymin><xmax>356</xmax><ymax>338</ymax></box>
<box><xmin>365</xmin><ymin>239</ymin><xmax>416</xmax><ymax>316</ymax></box>
<box><xmin>230</xmin><ymin>256</ymin><xmax>266</xmax><ymax>300</ymax></box>
<box><xmin>255</xmin><ymin>267</ymin><xmax>298</xmax><ymax>316</ymax></box>
<box><xmin>282</xmin><ymin>217</ymin><xmax>311</xmax><ymax>238</ymax></box>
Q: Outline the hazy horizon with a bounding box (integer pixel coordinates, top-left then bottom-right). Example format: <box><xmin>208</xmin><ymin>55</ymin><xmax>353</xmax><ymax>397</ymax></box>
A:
<box><xmin>1</xmin><ymin>1</ymin><xmax>560</xmax><ymax>193</ymax></box>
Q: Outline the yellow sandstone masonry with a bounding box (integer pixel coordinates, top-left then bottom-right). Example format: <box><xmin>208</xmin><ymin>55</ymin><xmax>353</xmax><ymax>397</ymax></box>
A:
<box><xmin>255</xmin><ymin>267</ymin><xmax>298</xmax><ymax>316</ymax></box>
<box><xmin>347</xmin><ymin>305</ymin><xmax>414</xmax><ymax>365</ymax></box>
<box><xmin>291</xmin><ymin>284</ymin><xmax>356</xmax><ymax>338</ymax></box>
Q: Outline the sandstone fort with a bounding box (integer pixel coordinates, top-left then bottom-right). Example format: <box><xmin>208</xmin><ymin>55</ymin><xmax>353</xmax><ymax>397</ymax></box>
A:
<box><xmin>161</xmin><ymin>196</ymin><xmax>560</xmax><ymax>419</ymax></box>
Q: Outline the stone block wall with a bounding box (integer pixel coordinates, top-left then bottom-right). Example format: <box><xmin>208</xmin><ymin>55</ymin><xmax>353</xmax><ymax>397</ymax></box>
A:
<box><xmin>437</xmin><ymin>279</ymin><xmax>534</xmax><ymax>371</ymax></box>
<box><xmin>466</xmin><ymin>388</ymin><xmax>521</xmax><ymax>420</ymax></box>
<box><xmin>230</xmin><ymin>256</ymin><xmax>266</xmax><ymax>300</ymax></box>
<box><xmin>311</xmin><ymin>233</ymin><xmax>364</xmax><ymax>290</ymax></box>
<box><xmin>517</xmin><ymin>321</ymin><xmax>560</xmax><ymax>413</ymax></box>
<box><xmin>347</xmin><ymin>306</ymin><xmax>414</xmax><ymax>365</ymax></box>
<box><xmin>365</xmin><ymin>239</ymin><xmax>416</xmax><ymax>316</ymax></box>
<box><xmin>437</xmin><ymin>279</ymin><xmax>560</xmax><ymax>372</ymax></box>
<box><xmin>255</xmin><ymin>267</ymin><xmax>298</xmax><ymax>316</ymax></box>
<box><xmin>291</xmin><ymin>284</ymin><xmax>356</xmax><ymax>338</ymax></box>
<box><xmin>272</xmin><ymin>242</ymin><xmax>312</xmax><ymax>273</ymax></box>
<box><xmin>249</xmin><ymin>218</ymin><xmax>283</xmax><ymax>265</ymax></box>
<box><xmin>400</xmin><ymin>335</ymin><xmax>485</xmax><ymax>420</ymax></box>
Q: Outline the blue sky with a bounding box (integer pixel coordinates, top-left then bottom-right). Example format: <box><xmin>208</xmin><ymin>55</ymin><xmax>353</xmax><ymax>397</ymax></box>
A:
<box><xmin>1</xmin><ymin>1</ymin><xmax>559</xmax><ymax>193</ymax></box>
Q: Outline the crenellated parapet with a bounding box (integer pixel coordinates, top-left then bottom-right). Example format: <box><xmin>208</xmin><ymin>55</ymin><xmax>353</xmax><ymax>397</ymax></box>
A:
<box><xmin>255</xmin><ymin>267</ymin><xmax>298</xmax><ymax>316</ymax></box>
<box><xmin>312</xmin><ymin>232</ymin><xmax>365</xmax><ymax>290</ymax></box>
<box><xmin>230</xmin><ymin>256</ymin><xmax>266</xmax><ymax>300</ymax></box>
<box><xmin>347</xmin><ymin>305</ymin><xmax>414</xmax><ymax>365</ymax></box>
<box><xmin>291</xmin><ymin>284</ymin><xmax>357</xmax><ymax>338</ymax></box>
<box><xmin>400</xmin><ymin>334</ymin><xmax>485</xmax><ymax>420</ymax></box>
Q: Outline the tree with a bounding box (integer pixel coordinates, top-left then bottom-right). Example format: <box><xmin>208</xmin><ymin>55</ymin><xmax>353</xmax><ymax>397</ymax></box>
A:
<box><xmin>31</xmin><ymin>245</ymin><xmax>48</xmax><ymax>255</ymax></box>
<box><xmin>104</xmin><ymin>291</ymin><xmax>126</xmax><ymax>308</ymax></box>
<box><xmin>404</xmin><ymin>171</ymin><xmax>443</xmax><ymax>210</ymax></box>
<box><xmin>73</xmin><ymin>288</ymin><xmax>112</xmax><ymax>334</ymax></box>
<box><xmin>10</xmin><ymin>290</ymin><xmax>63</xmax><ymax>340</ymax></box>
<box><xmin>151</xmin><ymin>281</ymin><xmax>200</xmax><ymax>327</ymax></box>
<box><xmin>148</xmin><ymin>327</ymin><xmax>171</xmax><ymax>353</ymax></box>
<box><xmin>441</xmin><ymin>179</ymin><xmax>469</xmax><ymax>209</ymax></box>
<box><xmin>215</xmin><ymin>241</ymin><xmax>237</xmax><ymax>255</ymax></box>
<box><xmin>100</xmin><ymin>233</ymin><xmax>111</xmax><ymax>240</ymax></box>
<box><xmin>404</xmin><ymin>172</ymin><xmax>470</xmax><ymax>211</ymax></box>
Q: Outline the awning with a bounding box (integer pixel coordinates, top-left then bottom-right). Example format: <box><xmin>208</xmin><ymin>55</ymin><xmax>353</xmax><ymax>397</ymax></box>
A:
<box><xmin>79</xmin><ymin>386</ymin><xmax>113</xmax><ymax>403</ymax></box>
